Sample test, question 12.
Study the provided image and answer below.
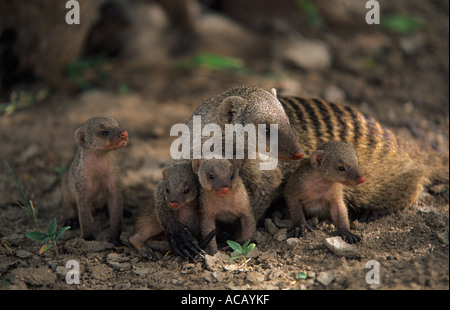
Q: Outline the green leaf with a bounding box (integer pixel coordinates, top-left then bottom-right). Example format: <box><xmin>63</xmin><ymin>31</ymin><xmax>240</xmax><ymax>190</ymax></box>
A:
<box><xmin>297</xmin><ymin>271</ymin><xmax>308</xmax><ymax>279</ymax></box>
<box><xmin>42</xmin><ymin>236</ymin><xmax>50</xmax><ymax>245</ymax></box>
<box><xmin>54</xmin><ymin>226</ymin><xmax>71</xmax><ymax>241</ymax></box>
<box><xmin>381</xmin><ymin>14</ymin><xmax>423</xmax><ymax>34</ymax></box>
<box><xmin>47</xmin><ymin>218</ymin><xmax>57</xmax><ymax>236</ymax></box>
<box><xmin>243</xmin><ymin>243</ymin><xmax>256</xmax><ymax>256</ymax></box>
<box><xmin>242</xmin><ymin>239</ymin><xmax>250</xmax><ymax>249</ymax></box>
<box><xmin>25</xmin><ymin>231</ymin><xmax>48</xmax><ymax>241</ymax></box>
<box><xmin>229</xmin><ymin>256</ymin><xmax>240</xmax><ymax>261</ymax></box>
<box><xmin>227</xmin><ymin>240</ymin><xmax>242</xmax><ymax>252</ymax></box>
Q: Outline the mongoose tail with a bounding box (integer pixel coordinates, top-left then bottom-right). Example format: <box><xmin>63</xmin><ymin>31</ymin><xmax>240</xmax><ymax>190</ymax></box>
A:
<box><xmin>279</xmin><ymin>96</ymin><xmax>448</xmax><ymax>219</ymax></box>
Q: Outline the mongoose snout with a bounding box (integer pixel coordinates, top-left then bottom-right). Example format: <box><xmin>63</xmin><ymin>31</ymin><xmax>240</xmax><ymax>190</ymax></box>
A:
<box><xmin>292</xmin><ymin>150</ymin><xmax>304</xmax><ymax>160</ymax></box>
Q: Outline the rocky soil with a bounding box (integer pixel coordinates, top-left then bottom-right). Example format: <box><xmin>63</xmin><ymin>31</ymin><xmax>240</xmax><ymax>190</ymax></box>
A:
<box><xmin>0</xmin><ymin>0</ymin><xmax>448</xmax><ymax>292</ymax></box>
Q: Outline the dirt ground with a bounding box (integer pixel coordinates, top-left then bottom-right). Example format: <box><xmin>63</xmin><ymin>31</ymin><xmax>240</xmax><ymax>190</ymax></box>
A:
<box><xmin>0</xmin><ymin>0</ymin><xmax>448</xmax><ymax>291</ymax></box>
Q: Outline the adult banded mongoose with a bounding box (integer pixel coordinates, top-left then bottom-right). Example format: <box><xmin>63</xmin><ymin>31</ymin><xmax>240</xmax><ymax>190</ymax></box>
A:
<box><xmin>159</xmin><ymin>86</ymin><xmax>303</xmax><ymax>258</ymax></box>
<box><xmin>278</xmin><ymin>96</ymin><xmax>449</xmax><ymax>221</ymax></box>
<box><xmin>61</xmin><ymin>116</ymin><xmax>128</xmax><ymax>245</ymax></box>
<box><xmin>129</xmin><ymin>160</ymin><xmax>202</xmax><ymax>260</ymax></box>
<box><xmin>284</xmin><ymin>141</ymin><xmax>366</xmax><ymax>244</ymax></box>
<box><xmin>192</xmin><ymin>158</ymin><xmax>255</xmax><ymax>255</ymax></box>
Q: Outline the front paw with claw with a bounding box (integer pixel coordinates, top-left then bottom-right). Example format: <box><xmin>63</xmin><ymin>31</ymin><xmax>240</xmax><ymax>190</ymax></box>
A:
<box><xmin>167</xmin><ymin>225</ymin><xmax>205</xmax><ymax>261</ymax></box>
<box><xmin>291</xmin><ymin>223</ymin><xmax>313</xmax><ymax>238</ymax></box>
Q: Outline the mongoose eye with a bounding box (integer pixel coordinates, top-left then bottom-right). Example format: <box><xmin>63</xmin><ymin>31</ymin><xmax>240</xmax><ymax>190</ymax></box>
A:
<box><xmin>230</xmin><ymin>174</ymin><xmax>234</xmax><ymax>179</ymax></box>
<box><xmin>100</xmin><ymin>130</ymin><xmax>109</xmax><ymax>136</ymax></box>
<box><xmin>338</xmin><ymin>166</ymin><xmax>346</xmax><ymax>172</ymax></box>
<box><xmin>208</xmin><ymin>174</ymin><xmax>215</xmax><ymax>180</ymax></box>
<box><xmin>166</xmin><ymin>188</ymin><xmax>170</xmax><ymax>194</ymax></box>
<box><xmin>183</xmin><ymin>188</ymin><xmax>189</xmax><ymax>194</ymax></box>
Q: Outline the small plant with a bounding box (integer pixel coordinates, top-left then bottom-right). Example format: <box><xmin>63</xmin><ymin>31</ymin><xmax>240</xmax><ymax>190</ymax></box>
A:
<box><xmin>296</xmin><ymin>0</ymin><xmax>323</xmax><ymax>27</ymax></box>
<box><xmin>4</xmin><ymin>160</ymin><xmax>70</xmax><ymax>254</ymax></box>
<box><xmin>227</xmin><ymin>239</ymin><xmax>256</xmax><ymax>271</ymax></box>
<box><xmin>26</xmin><ymin>218</ymin><xmax>71</xmax><ymax>254</ymax></box>
<box><xmin>296</xmin><ymin>271</ymin><xmax>308</xmax><ymax>280</ymax></box>
<box><xmin>0</xmin><ymin>234</ymin><xmax>13</xmax><ymax>255</ymax></box>
<box><xmin>380</xmin><ymin>14</ymin><xmax>423</xmax><ymax>34</ymax></box>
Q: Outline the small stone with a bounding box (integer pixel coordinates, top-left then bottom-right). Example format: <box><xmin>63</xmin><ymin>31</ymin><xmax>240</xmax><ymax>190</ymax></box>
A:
<box><xmin>132</xmin><ymin>267</ymin><xmax>151</xmax><ymax>276</ymax></box>
<box><xmin>107</xmin><ymin>261</ymin><xmax>131</xmax><ymax>270</ymax></box>
<box><xmin>286</xmin><ymin>237</ymin><xmax>301</xmax><ymax>246</ymax></box>
<box><xmin>246</xmin><ymin>271</ymin><xmax>265</xmax><ymax>284</ymax></box>
<box><xmin>204</xmin><ymin>251</ymin><xmax>229</xmax><ymax>271</ymax></box>
<box><xmin>274</xmin><ymin>228</ymin><xmax>287</xmax><ymax>242</ymax></box>
<box><xmin>317</xmin><ymin>271</ymin><xmax>335</xmax><ymax>286</ymax></box>
<box><xmin>264</xmin><ymin>218</ymin><xmax>278</xmax><ymax>235</ymax></box>
<box><xmin>106</xmin><ymin>253</ymin><xmax>129</xmax><ymax>263</ymax></box>
<box><xmin>279</xmin><ymin>38</ymin><xmax>331</xmax><ymax>70</ymax></box>
<box><xmin>212</xmin><ymin>271</ymin><xmax>225</xmax><ymax>282</ymax></box>
<box><xmin>15</xmin><ymin>249</ymin><xmax>32</xmax><ymax>259</ymax></box>
<box><xmin>436</xmin><ymin>231</ymin><xmax>449</xmax><ymax>245</ymax></box>
<box><xmin>55</xmin><ymin>266</ymin><xmax>70</xmax><ymax>279</ymax></box>
<box><xmin>324</xmin><ymin>236</ymin><xmax>359</xmax><ymax>258</ymax></box>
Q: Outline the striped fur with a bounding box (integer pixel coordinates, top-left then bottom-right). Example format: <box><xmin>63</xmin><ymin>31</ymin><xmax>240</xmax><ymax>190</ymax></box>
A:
<box><xmin>278</xmin><ymin>96</ymin><xmax>448</xmax><ymax>214</ymax></box>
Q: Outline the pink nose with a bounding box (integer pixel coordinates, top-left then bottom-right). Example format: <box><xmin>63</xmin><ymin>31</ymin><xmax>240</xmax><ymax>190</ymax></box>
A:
<box><xmin>356</xmin><ymin>176</ymin><xmax>366</xmax><ymax>184</ymax></box>
<box><xmin>168</xmin><ymin>202</ymin><xmax>178</xmax><ymax>209</ymax></box>
<box><xmin>292</xmin><ymin>151</ymin><xmax>304</xmax><ymax>160</ymax></box>
<box><xmin>119</xmin><ymin>131</ymin><xmax>128</xmax><ymax>139</ymax></box>
<box><xmin>220</xmin><ymin>187</ymin><xmax>229</xmax><ymax>195</ymax></box>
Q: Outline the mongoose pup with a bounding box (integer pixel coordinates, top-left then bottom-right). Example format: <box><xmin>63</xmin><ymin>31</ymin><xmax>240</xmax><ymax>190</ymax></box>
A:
<box><xmin>278</xmin><ymin>96</ymin><xmax>448</xmax><ymax>221</ymax></box>
<box><xmin>161</xmin><ymin>86</ymin><xmax>302</xmax><ymax>258</ymax></box>
<box><xmin>192</xmin><ymin>158</ymin><xmax>255</xmax><ymax>255</ymax></box>
<box><xmin>61</xmin><ymin>116</ymin><xmax>128</xmax><ymax>245</ymax></box>
<box><xmin>284</xmin><ymin>141</ymin><xmax>366</xmax><ymax>244</ymax></box>
<box><xmin>129</xmin><ymin>160</ymin><xmax>202</xmax><ymax>260</ymax></box>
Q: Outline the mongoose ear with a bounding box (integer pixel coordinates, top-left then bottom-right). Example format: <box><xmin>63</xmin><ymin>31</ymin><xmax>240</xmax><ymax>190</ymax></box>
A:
<box><xmin>219</xmin><ymin>96</ymin><xmax>247</xmax><ymax>125</ymax></box>
<box><xmin>310</xmin><ymin>150</ymin><xmax>326</xmax><ymax>169</ymax></box>
<box><xmin>192</xmin><ymin>159</ymin><xmax>201</xmax><ymax>173</ymax></box>
<box><xmin>270</xmin><ymin>88</ymin><xmax>277</xmax><ymax>97</ymax></box>
<box><xmin>74</xmin><ymin>128</ymin><xmax>86</xmax><ymax>147</ymax></box>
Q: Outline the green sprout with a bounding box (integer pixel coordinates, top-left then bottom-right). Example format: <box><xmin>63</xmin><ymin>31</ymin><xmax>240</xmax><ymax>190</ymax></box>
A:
<box><xmin>296</xmin><ymin>271</ymin><xmax>308</xmax><ymax>280</ymax></box>
<box><xmin>227</xmin><ymin>239</ymin><xmax>256</xmax><ymax>271</ymax></box>
<box><xmin>381</xmin><ymin>14</ymin><xmax>423</xmax><ymax>34</ymax></box>
<box><xmin>295</xmin><ymin>0</ymin><xmax>323</xmax><ymax>27</ymax></box>
<box><xmin>25</xmin><ymin>218</ymin><xmax>71</xmax><ymax>254</ymax></box>
<box><xmin>4</xmin><ymin>160</ymin><xmax>70</xmax><ymax>254</ymax></box>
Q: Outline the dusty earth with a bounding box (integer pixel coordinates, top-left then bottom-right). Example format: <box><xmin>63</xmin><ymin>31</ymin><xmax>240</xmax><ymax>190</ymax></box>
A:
<box><xmin>0</xmin><ymin>0</ymin><xmax>448</xmax><ymax>292</ymax></box>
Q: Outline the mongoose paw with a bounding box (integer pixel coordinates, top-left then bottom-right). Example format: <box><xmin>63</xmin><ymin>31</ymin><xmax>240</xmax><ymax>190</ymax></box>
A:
<box><xmin>82</xmin><ymin>234</ymin><xmax>96</xmax><ymax>241</ymax></box>
<box><xmin>63</xmin><ymin>217</ymin><xmax>79</xmax><ymax>229</ymax></box>
<box><xmin>109</xmin><ymin>235</ymin><xmax>123</xmax><ymax>246</ymax></box>
<box><xmin>139</xmin><ymin>247</ymin><xmax>158</xmax><ymax>261</ymax></box>
<box><xmin>356</xmin><ymin>209</ymin><xmax>386</xmax><ymax>223</ymax></box>
<box><xmin>292</xmin><ymin>224</ymin><xmax>313</xmax><ymax>238</ymax></box>
<box><xmin>339</xmin><ymin>230</ymin><xmax>361</xmax><ymax>244</ymax></box>
<box><xmin>167</xmin><ymin>226</ymin><xmax>204</xmax><ymax>260</ymax></box>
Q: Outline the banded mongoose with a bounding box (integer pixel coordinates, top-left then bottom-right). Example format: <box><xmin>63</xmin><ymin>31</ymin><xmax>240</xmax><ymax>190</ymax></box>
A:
<box><xmin>61</xmin><ymin>116</ymin><xmax>128</xmax><ymax>245</ymax></box>
<box><xmin>284</xmin><ymin>141</ymin><xmax>366</xmax><ymax>244</ymax></box>
<box><xmin>193</xmin><ymin>158</ymin><xmax>255</xmax><ymax>255</ymax></box>
<box><xmin>129</xmin><ymin>160</ymin><xmax>202</xmax><ymax>260</ymax></box>
<box><xmin>278</xmin><ymin>96</ymin><xmax>449</xmax><ymax>221</ymax></box>
<box><xmin>159</xmin><ymin>86</ymin><xmax>303</xmax><ymax>258</ymax></box>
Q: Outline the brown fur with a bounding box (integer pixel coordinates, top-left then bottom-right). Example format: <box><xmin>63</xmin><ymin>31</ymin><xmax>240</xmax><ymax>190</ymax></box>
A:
<box><xmin>158</xmin><ymin>86</ymin><xmax>302</xmax><ymax>258</ymax></box>
<box><xmin>129</xmin><ymin>160</ymin><xmax>200</xmax><ymax>260</ymax></box>
<box><xmin>193</xmin><ymin>158</ymin><xmax>255</xmax><ymax>255</ymax></box>
<box><xmin>61</xmin><ymin>116</ymin><xmax>128</xmax><ymax>245</ymax></box>
<box><xmin>279</xmin><ymin>96</ymin><xmax>449</xmax><ymax>220</ymax></box>
<box><xmin>285</xmin><ymin>141</ymin><xmax>365</xmax><ymax>243</ymax></box>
